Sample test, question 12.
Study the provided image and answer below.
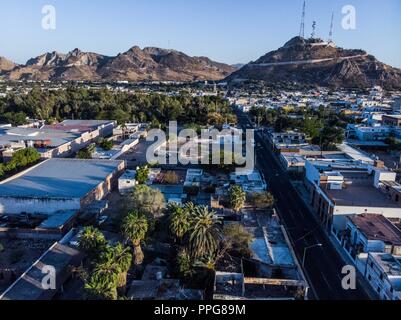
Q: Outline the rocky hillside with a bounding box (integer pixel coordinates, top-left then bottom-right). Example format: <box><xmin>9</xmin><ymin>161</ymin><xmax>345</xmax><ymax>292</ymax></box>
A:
<box><xmin>227</xmin><ymin>37</ymin><xmax>401</xmax><ymax>90</ymax></box>
<box><xmin>0</xmin><ymin>57</ymin><xmax>17</xmax><ymax>75</ymax></box>
<box><xmin>2</xmin><ymin>47</ymin><xmax>235</xmax><ymax>82</ymax></box>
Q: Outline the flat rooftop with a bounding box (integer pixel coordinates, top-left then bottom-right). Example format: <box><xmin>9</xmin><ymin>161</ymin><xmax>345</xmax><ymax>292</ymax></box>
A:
<box><xmin>348</xmin><ymin>214</ymin><xmax>401</xmax><ymax>246</ymax></box>
<box><xmin>323</xmin><ymin>173</ymin><xmax>401</xmax><ymax>208</ymax></box>
<box><xmin>337</xmin><ymin>143</ymin><xmax>375</xmax><ymax>164</ymax></box>
<box><xmin>43</xmin><ymin>120</ymin><xmax>114</xmax><ymax>133</ymax></box>
<box><xmin>0</xmin><ymin>127</ymin><xmax>80</xmax><ymax>148</ymax></box>
<box><xmin>0</xmin><ymin>159</ymin><xmax>123</xmax><ymax>199</ymax></box>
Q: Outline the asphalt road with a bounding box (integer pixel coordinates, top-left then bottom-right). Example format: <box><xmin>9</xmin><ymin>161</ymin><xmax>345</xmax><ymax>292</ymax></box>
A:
<box><xmin>237</xmin><ymin>112</ymin><xmax>370</xmax><ymax>300</ymax></box>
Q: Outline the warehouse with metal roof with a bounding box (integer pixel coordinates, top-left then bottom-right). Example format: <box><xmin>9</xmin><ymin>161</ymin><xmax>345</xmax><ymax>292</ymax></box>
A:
<box><xmin>0</xmin><ymin>158</ymin><xmax>125</xmax><ymax>214</ymax></box>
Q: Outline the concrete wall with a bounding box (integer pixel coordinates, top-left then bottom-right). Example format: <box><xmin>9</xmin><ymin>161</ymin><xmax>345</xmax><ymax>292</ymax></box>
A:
<box><xmin>0</xmin><ymin>197</ymin><xmax>81</xmax><ymax>214</ymax></box>
<box><xmin>81</xmin><ymin>161</ymin><xmax>125</xmax><ymax>207</ymax></box>
<box><xmin>0</xmin><ymin>228</ymin><xmax>64</xmax><ymax>240</ymax></box>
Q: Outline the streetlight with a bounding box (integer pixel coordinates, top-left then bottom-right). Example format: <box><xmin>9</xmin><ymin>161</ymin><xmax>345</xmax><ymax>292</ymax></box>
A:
<box><xmin>302</xmin><ymin>243</ymin><xmax>323</xmax><ymax>268</ymax></box>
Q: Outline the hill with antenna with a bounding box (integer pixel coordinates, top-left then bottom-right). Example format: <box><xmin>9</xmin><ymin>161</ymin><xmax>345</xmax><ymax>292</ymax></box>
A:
<box><xmin>227</xmin><ymin>1</ymin><xmax>401</xmax><ymax>89</ymax></box>
<box><xmin>226</xmin><ymin>36</ymin><xmax>401</xmax><ymax>89</ymax></box>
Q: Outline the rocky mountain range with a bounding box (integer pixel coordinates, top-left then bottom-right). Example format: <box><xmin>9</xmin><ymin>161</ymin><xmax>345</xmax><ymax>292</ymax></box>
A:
<box><xmin>0</xmin><ymin>47</ymin><xmax>235</xmax><ymax>82</ymax></box>
<box><xmin>227</xmin><ymin>37</ymin><xmax>401</xmax><ymax>90</ymax></box>
<box><xmin>2</xmin><ymin>38</ymin><xmax>401</xmax><ymax>89</ymax></box>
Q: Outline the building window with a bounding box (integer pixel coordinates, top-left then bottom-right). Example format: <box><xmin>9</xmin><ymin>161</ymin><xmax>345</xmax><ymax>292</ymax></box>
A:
<box><xmin>368</xmin><ymin>275</ymin><xmax>372</xmax><ymax>281</ymax></box>
<box><xmin>377</xmin><ymin>287</ymin><xmax>381</xmax><ymax>293</ymax></box>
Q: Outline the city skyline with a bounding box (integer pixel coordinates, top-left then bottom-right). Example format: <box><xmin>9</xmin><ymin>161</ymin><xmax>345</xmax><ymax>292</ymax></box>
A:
<box><xmin>0</xmin><ymin>0</ymin><xmax>401</xmax><ymax>68</ymax></box>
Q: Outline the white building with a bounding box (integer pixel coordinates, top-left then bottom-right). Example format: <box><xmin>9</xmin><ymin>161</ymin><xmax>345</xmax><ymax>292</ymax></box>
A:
<box><xmin>359</xmin><ymin>253</ymin><xmax>401</xmax><ymax>300</ymax></box>
<box><xmin>304</xmin><ymin>158</ymin><xmax>401</xmax><ymax>233</ymax></box>
<box><xmin>341</xmin><ymin>214</ymin><xmax>401</xmax><ymax>260</ymax></box>
<box><xmin>118</xmin><ymin>170</ymin><xmax>137</xmax><ymax>195</ymax></box>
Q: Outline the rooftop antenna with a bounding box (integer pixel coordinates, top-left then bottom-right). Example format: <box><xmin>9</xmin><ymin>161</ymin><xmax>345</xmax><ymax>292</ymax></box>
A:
<box><xmin>328</xmin><ymin>12</ymin><xmax>334</xmax><ymax>42</ymax></box>
<box><xmin>311</xmin><ymin>21</ymin><xmax>317</xmax><ymax>39</ymax></box>
<box><xmin>299</xmin><ymin>0</ymin><xmax>306</xmax><ymax>38</ymax></box>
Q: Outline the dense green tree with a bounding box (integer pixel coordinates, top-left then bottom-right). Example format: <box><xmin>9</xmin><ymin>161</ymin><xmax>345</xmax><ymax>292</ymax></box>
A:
<box><xmin>77</xmin><ymin>148</ymin><xmax>93</xmax><ymax>159</ymax></box>
<box><xmin>248</xmin><ymin>192</ymin><xmax>275</xmax><ymax>209</ymax></box>
<box><xmin>98</xmin><ymin>139</ymin><xmax>113</xmax><ymax>151</ymax></box>
<box><xmin>131</xmin><ymin>185</ymin><xmax>165</xmax><ymax>218</ymax></box>
<box><xmin>223</xmin><ymin>224</ymin><xmax>254</xmax><ymax>258</ymax></box>
<box><xmin>0</xmin><ymin>88</ymin><xmax>236</xmax><ymax>127</ymax></box>
<box><xmin>135</xmin><ymin>165</ymin><xmax>150</xmax><ymax>185</ymax></box>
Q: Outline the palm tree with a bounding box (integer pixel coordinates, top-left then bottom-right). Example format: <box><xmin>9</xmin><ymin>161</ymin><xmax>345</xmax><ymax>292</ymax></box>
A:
<box><xmin>85</xmin><ymin>273</ymin><xmax>118</xmax><ymax>300</ymax></box>
<box><xmin>84</xmin><ymin>243</ymin><xmax>132</xmax><ymax>300</ymax></box>
<box><xmin>169</xmin><ymin>203</ymin><xmax>191</xmax><ymax>241</ymax></box>
<box><xmin>229</xmin><ymin>185</ymin><xmax>246</xmax><ymax>212</ymax></box>
<box><xmin>78</xmin><ymin>226</ymin><xmax>107</xmax><ymax>260</ymax></box>
<box><xmin>176</xmin><ymin>248</ymin><xmax>195</xmax><ymax>280</ymax></box>
<box><xmin>189</xmin><ymin>206</ymin><xmax>222</xmax><ymax>258</ymax></box>
<box><xmin>121</xmin><ymin>212</ymin><xmax>148</xmax><ymax>266</ymax></box>
<box><xmin>195</xmin><ymin>253</ymin><xmax>218</xmax><ymax>271</ymax></box>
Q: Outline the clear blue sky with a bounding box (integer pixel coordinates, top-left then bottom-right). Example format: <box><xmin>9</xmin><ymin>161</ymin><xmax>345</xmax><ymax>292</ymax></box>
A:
<box><xmin>1</xmin><ymin>0</ymin><xmax>400</xmax><ymax>67</ymax></box>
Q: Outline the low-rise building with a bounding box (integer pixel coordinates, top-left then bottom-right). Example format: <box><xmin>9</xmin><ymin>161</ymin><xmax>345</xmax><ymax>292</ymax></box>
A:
<box><xmin>0</xmin><ymin>120</ymin><xmax>115</xmax><ymax>159</ymax></box>
<box><xmin>341</xmin><ymin>214</ymin><xmax>401</xmax><ymax>260</ymax></box>
<box><xmin>305</xmin><ymin>158</ymin><xmax>401</xmax><ymax>234</ymax></box>
<box><xmin>0</xmin><ymin>158</ymin><xmax>125</xmax><ymax>215</ymax></box>
<box><xmin>358</xmin><ymin>253</ymin><xmax>401</xmax><ymax>300</ymax></box>
<box><xmin>279</xmin><ymin>153</ymin><xmax>306</xmax><ymax>172</ymax></box>
<box><xmin>118</xmin><ymin>170</ymin><xmax>137</xmax><ymax>195</ymax></box>
<box><xmin>213</xmin><ymin>212</ymin><xmax>308</xmax><ymax>300</ymax></box>
<box><xmin>382</xmin><ymin>115</ymin><xmax>401</xmax><ymax>127</ymax></box>
<box><xmin>268</xmin><ymin>131</ymin><xmax>308</xmax><ymax>151</ymax></box>
<box><xmin>229</xmin><ymin>170</ymin><xmax>267</xmax><ymax>193</ymax></box>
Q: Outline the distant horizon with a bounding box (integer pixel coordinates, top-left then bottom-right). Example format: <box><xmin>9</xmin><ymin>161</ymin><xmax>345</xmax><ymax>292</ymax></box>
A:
<box><xmin>1</xmin><ymin>0</ymin><xmax>400</xmax><ymax>68</ymax></box>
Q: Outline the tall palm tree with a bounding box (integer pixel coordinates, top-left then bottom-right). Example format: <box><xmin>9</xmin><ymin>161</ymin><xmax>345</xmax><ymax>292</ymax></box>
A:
<box><xmin>189</xmin><ymin>206</ymin><xmax>222</xmax><ymax>259</ymax></box>
<box><xmin>78</xmin><ymin>226</ymin><xmax>107</xmax><ymax>260</ymax></box>
<box><xmin>121</xmin><ymin>212</ymin><xmax>148</xmax><ymax>266</ymax></box>
<box><xmin>169</xmin><ymin>203</ymin><xmax>191</xmax><ymax>241</ymax></box>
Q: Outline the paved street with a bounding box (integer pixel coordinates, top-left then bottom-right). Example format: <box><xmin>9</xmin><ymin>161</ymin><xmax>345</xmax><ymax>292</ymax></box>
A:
<box><xmin>237</xmin><ymin>112</ymin><xmax>370</xmax><ymax>300</ymax></box>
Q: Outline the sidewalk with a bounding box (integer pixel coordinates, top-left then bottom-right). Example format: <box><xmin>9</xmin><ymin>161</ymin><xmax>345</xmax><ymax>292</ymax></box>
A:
<box><xmin>290</xmin><ymin>180</ymin><xmax>380</xmax><ymax>300</ymax></box>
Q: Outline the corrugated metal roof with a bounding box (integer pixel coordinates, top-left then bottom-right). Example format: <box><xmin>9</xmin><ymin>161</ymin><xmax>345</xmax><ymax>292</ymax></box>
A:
<box><xmin>0</xmin><ymin>159</ymin><xmax>123</xmax><ymax>199</ymax></box>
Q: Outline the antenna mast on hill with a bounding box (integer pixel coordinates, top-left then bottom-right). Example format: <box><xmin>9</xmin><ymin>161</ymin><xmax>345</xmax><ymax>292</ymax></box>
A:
<box><xmin>299</xmin><ymin>0</ymin><xmax>306</xmax><ymax>38</ymax></box>
<box><xmin>328</xmin><ymin>12</ymin><xmax>334</xmax><ymax>42</ymax></box>
<box><xmin>311</xmin><ymin>21</ymin><xmax>317</xmax><ymax>38</ymax></box>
